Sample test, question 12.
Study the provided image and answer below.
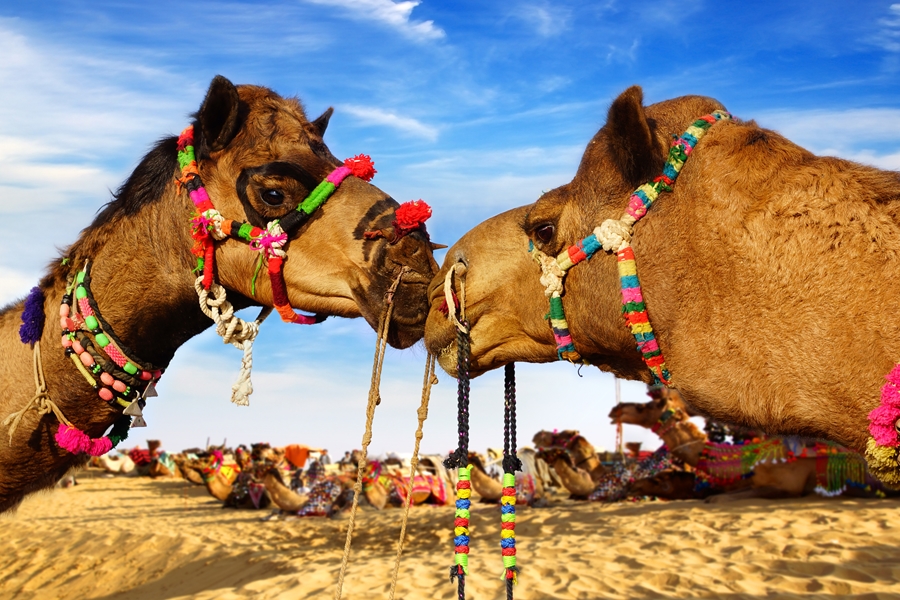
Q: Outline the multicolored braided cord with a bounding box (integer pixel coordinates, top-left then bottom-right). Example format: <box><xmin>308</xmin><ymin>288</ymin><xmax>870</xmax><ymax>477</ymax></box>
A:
<box><xmin>500</xmin><ymin>472</ymin><xmax>517</xmax><ymax>584</ymax></box>
<box><xmin>453</xmin><ymin>465</ymin><xmax>473</xmax><ymax>577</ymax></box>
<box><xmin>531</xmin><ymin>110</ymin><xmax>733</xmax><ymax>384</ymax></box>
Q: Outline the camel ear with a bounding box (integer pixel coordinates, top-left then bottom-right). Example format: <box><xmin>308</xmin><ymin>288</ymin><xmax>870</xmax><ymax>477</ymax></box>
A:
<box><xmin>605</xmin><ymin>85</ymin><xmax>660</xmax><ymax>187</ymax></box>
<box><xmin>311</xmin><ymin>107</ymin><xmax>334</xmax><ymax>136</ymax></box>
<box><xmin>197</xmin><ymin>75</ymin><xmax>242</xmax><ymax>153</ymax></box>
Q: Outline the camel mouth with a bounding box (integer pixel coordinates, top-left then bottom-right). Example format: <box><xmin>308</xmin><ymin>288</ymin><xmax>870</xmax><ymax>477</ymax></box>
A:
<box><xmin>382</xmin><ymin>273</ymin><xmax>432</xmax><ymax>349</ymax></box>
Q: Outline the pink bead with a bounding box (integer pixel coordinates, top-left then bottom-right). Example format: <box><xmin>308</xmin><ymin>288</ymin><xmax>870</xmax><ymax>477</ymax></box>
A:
<box><xmin>59</xmin><ymin>304</ymin><xmax>69</xmax><ymax>317</ymax></box>
<box><xmin>61</xmin><ymin>336</ymin><xmax>73</xmax><ymax>348</ymax></box>
<box><xmin>112</xmin><ymin>380</ymin><xmax>127</xmax><ymax>393</ymax></box>
<box><xmin>140</xmin><ymin>371</ymin><xmax>152</xmax><ymax>381</ymax></box>
<box><xmin>72</xmin><ymin>340</ymin><xmax>84</xmax><ymax>354</ymax></box>
<box><xmin>80</xmin><ymin>352</ymin><xmax>94</xmax><ymax>368</ymax></box>
<box><xmin>153</xmin><ymin>371</ymin><xmax>163</xmax><ymax>379</ymax></box>
<box><xmin>98</xmin><ymin>388</ymin><xmax>114</xmax><ymax>402</ymax></box>
<box><xmin>100</xmin><ymin>372</ymin><xmax>115</xmax><ymax>386</ymax></box>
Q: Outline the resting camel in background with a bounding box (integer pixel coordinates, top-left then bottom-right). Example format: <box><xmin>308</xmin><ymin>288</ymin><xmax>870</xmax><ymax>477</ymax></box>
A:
<box><xmin>0</xmin><ymin>75</ymin><xmax>437</xmax><ymax>513</ymax></box>
<box><xmin>425</xmin><ymin>85</ymin><xmax>900</xmax><ymax>486</ymax></box>
<box><xmin>532</xmin><ymin>430</ymin><xmax>608</xmax><ymax>497</ymax></box>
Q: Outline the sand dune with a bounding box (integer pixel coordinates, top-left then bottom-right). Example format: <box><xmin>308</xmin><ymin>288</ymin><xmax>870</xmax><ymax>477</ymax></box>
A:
<box><xmin>2</xmin><ymin>471</ymin><xmax>900</xmax><ymax>599</ymax></box>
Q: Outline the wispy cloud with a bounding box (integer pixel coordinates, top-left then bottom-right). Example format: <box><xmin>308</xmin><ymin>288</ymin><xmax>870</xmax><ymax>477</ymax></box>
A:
<box><xmin>302</xmin><ymin>0</ymin><xmax>444</xmax><ymax>42</ymax></box>
<box><xmin>340</xmin><ymin>104</ymin><xmax>440</xmax><ymax>141</ymax></box>
<box><xmin>517</xmin><ymin>3</ymin><xmax>570</xmax><ymax>37</ymax></box>
<box><xmin>876</xmin><ymin>3</ymin><xmax>900</xmax><ymax>52</ymax></box>
<box><xmin>756</xmin><ymin>107</ymin><xmax>900</xmax><ymax>169</ymax></box>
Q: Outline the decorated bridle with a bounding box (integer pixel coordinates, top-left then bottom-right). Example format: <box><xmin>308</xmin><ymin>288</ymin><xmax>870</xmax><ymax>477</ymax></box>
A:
<box><xmin>529</xmin><ymin>110</ymin><xmax>734</xmax><ymax>385</ymax></box>
<box><xmin>177</xmin><ymin>124</ymin><xmax>431</xmax><ymax>406</ymax></box>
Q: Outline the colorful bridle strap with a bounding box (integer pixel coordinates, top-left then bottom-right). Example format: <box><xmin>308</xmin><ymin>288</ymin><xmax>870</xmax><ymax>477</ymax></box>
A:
<box><xmin>176</xmin><ymin>125</ymin><xmax>376</xmax><ymax>325</ymax></box>
<box><xmin>530</xmin><ymin>110</ymin><xmax>734</xmax><ymax>385</ymax></box>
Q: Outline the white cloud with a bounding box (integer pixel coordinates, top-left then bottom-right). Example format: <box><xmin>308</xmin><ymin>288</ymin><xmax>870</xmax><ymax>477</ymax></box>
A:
<box><xmin>518</xmin><ymin>4</ymin><xmax>570</xmax><ymax>37</ymax></box>
<box><xmin>876</xmin><ymin>4</ymin><xmax>900</xmax><ymax>52</ymax></box>
<box><xmin>0</xmin><ymin>265</ymin><xmax>34</xmax><ymax>307</ymax></box>
<box><xmin>340</xmin><ymin>104</ymin><xmax>440</xmax><ymax>141</ymax></box>
<box><xmin>755</xmin><ymin>107</ymin><xmax>900</xmax><ymax>169</ymax></box>
<box><xmin>302</xmin><ymin>0</ymin><xmax>445</xmax><ymax>42</ymax></box>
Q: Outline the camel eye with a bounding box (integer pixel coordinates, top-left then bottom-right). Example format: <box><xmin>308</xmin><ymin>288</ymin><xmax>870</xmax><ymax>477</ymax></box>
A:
<box><xmin>261</xmin><ymin>189</ymin><xmax>285</xmax><ymax>206</ymax></box>
<box><xmin>535</xmin><ymin>224</ymin><xmax>555</xmax><ymax>244</ymax></box>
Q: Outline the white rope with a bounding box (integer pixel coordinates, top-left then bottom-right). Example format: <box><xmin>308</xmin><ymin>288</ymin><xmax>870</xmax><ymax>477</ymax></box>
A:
<box><xmin>194</xmin><ymin>277</ymin><xmax>272</xmax><ymax>406</ymax></box>
<box><xmin>443</xmin><ymin>263</ymin><xmax>468</xmax><ymax>333</ymax></box>
<box><xmin>593</xmin><ymin>214</ymin><xmax>635</xmax><ymax>253</ymax></box>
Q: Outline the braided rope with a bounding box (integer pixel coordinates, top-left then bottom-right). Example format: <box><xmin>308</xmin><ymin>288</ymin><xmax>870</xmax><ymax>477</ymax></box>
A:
<box><xmin>388</xmin><ymin>353</ymin><xmax>437</xmax><ymax>600</ymax></box>
<box><xmin>3</xmin><ymin>341</ymin><xmax>72</xmax><ymax>445</ymax></box>
<box><xmin>334</xmin><ymin>269</ymin><xmax>405</xmax><ymax>600</ymax></box>
<box><xmin>501</xmin><ymin>363</ymin><xmax>521</xmax><ymax>597</ymax></box>
<box><xmin>194</xmin><ymin>277</ymin><xmax>272</xmax><ymax>406</ymax></box>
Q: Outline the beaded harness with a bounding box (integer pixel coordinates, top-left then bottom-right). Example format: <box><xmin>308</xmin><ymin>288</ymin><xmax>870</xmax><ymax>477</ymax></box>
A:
<box><xmin>529</xmin><ymin>110</ymin><xmax>734</xmax><ymax>385</ymax></box>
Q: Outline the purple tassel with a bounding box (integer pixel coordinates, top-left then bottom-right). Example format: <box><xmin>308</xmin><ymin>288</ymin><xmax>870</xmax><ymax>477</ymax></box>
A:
<box><xmin>19</xmin><ymin>286</ymin><xmax>45</xmax><ymax>345</ymax></box>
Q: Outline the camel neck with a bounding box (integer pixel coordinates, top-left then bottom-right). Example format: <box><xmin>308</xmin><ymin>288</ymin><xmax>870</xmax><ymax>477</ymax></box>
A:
<box><xmin>45</xmin><ymin>181</ymin><xmax>236</xmax><ymax>368</ymax></box>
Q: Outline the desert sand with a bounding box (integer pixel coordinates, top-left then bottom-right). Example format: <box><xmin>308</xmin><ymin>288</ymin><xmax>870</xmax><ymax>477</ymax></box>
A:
<box><xmin>2</xmin><ymin>470</ymin><xmax>899</xmax><ymax>599</ymax></box>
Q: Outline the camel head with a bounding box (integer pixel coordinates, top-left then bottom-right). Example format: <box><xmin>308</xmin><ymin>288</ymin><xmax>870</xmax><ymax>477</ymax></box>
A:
<box><xmin>186</xmin><ymin>76</ymin><xmax>437</xmax><ymax>348</ymax></box>
<box><xmin>609</xmin><ymin>394</ymin><xmax>668</xmax><ymax>427</ymax></box>
<box><xmin>424</xmin><ymin>86</ymin><xmax>723</xmax><ymax>374</ymax></box>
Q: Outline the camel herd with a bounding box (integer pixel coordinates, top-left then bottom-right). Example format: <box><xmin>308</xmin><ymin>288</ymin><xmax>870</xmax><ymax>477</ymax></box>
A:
<box><xmin>4</xmin><ymin>76</ymin><xmax>900</xmax><ymax>515</ymax></box>
<box><xmin>80</xmin><ymin>384</ymin><xmax>893</xmax><ymax>517</ymax></box>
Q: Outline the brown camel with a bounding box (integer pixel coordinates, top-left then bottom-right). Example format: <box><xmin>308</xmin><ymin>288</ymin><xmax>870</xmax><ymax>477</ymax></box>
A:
<box><xmin>467</xmin><ymin>452</ymin><xmax>503</xmax><ymax>502</ymax></box>
<box><xmin>0</xmin><ymin>75</ymin><xmax>437</xmax><ymax>512</ymax></box>
<box><xmin>532</xmin><ymin>430</ymin><xmax>608</xmax><ymax>482</ymax></box>
<box><xmin>534</xmin><ymin>446</ymin><xmax>596</xmax><ymax>497</ymax></box>
<box><xmin>425</xmin><ymin>85</ymin><xmax>900</xmax><ymax>484</ymax></box>
<box><xmin>263</xmin><ymin>465</ymin><xmax>309</xmax><ymax>512</ymax></box>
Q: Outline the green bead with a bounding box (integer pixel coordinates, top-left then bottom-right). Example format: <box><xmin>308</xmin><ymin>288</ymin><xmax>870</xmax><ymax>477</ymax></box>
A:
<box><xmin>85</xmin><ymin>316</ymin><xmax>99</xmax><ymax>330</ymax></box>
<box><xmin>123</xmin><ymin>362</ymin><xmax>138</xmax><ymax>375</ymax></box>
<box><xmin>75</xmin><ymin>286</ymin><xmax>87</xmax><ymax>299</ymax></box>
<box><xmin>95</xmin><ymin>333</ymin><xmax>110</xmax><ymax>347</ymax></box>
<box><xmin>76</xmin><ymin>272</ymin><xmax>85</xmax><ymax>284</ymax></box>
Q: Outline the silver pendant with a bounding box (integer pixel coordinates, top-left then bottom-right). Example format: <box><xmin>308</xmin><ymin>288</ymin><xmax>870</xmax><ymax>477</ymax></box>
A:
<box><xmin>131</xmin><ymin>415</ymin><xmax>147</xmax><ymax>428</ymax></box>
<box><xmin>123</xmin><ymin>401</ymin><xmax>143</xmax><ymax>417</ymax></box>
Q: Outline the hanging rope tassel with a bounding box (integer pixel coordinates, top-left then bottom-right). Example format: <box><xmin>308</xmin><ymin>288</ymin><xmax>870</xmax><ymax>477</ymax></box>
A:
<box><xmin>501</xmin><ymin>363</ymin><xmax>522</xmax><ymax>596</ymax></box>
<box><xmin>442</xmin><ymin>261</ymin><xmax>471</xmax><ymax>600</ymax></box>
<box><xmin>334</xmin><ymin>268</ymin><xmax>407</xmax><ymax>600</ymax></box>
<box><xmin>388</xmin><ymin>353</ymin><xmax>437</xmax><ymax>600</ymax></box>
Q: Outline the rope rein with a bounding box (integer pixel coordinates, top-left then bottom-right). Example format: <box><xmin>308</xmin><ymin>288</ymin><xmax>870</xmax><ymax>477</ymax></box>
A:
<box><xmin>501</xmin><ymin>363</ymin><xmax>521</xmax><ymax>597</ymax></box>
<box><xmin>334</xmin><ymin>268</ymin><xmax>408</xmax><ymax>600</ymax></box>
<box><xmin>387</xmin><ymin>353</ymin><xmax>437</xmax><ymax>600</ymax></box>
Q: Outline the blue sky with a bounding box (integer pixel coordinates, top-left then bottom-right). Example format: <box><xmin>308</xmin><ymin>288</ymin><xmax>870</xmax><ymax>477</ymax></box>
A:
<box><xmin>2</xmin><ymin>1</ymin><xmax>900</xmax><ymax>457</ymax></box>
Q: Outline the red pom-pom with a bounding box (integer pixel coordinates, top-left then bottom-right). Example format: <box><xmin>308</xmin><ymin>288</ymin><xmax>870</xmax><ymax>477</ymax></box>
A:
<box><xmin>177</xmin><ymin>126</ymin><xmax>194</xmax><ymax>151</ymax></box>
<box><xmin>395</xmin><ymin>200</ymin><xmax>432</xmax><ymax>229</ymax></box>
<box><xmin>344</xmin><ymin>154</ymin><xmax>377</xmax><ymax>181</ymax></box>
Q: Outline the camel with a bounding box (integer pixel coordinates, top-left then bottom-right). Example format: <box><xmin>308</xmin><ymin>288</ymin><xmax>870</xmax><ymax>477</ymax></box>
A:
<box><xmin>425</xmin><ymin>85</ymin><xmax>900</xmax><ymax>486</ymax></box>
<box><xmin>532</xmin><ymin>430</ymin><xmax>608</xmax><ymax>482</ymax></box>
<box><xmin>201</xmin><ymin>451</ymin><xmax>241</xmax><ymax>502</ymax></box>
<box><xmin>611</xmin><ymin>390</ymin><xmax>872</xmax><ymax>501</ymax></box>
<box><xmin>93</xmin><ymin>452</ymin><xmax>135</xmax><ymax>475</ymax></box>
<box><xmin>531</xmin><ymin>430</ymin><xmax>608</xmax><ymax>498</ymax></box>
<box><xmin>535</xmin><ymin>446</ymin><xmax>596</xmax><ymax>497</ymax></box>
<box><xmin>0</xmin><ymin>75</ymin><xmax>438</xmax><ymax>513</ymax></box>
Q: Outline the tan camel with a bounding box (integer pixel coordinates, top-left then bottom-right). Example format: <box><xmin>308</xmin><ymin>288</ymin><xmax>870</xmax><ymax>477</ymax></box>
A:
<box><xmin>425</xmin><ymin>85</ymin><xmax>900</xmax><ymax>484</ymax></box>
<box><xmin>1</xmin><ymin>75</ymin><xmax>438</xmax><ymax>512</ymax></box>
<box><xmin>535</xmin><ymin>446</ymin><xmax>596</xmax><ymax>497</ymax></box>
<box><xmin>263</xmin><ymin>465</ymin><xmax>309</xmax><ymax>512</ymax></box>
<box><xmin>467</xmin><ymin>452</ymin><xmax>503</xmax><ymax>501</ymax></box>
<box><xmin>532</xmin><ymin>430</ymin><xmax>608</xmax><ymax>482</ymax></box>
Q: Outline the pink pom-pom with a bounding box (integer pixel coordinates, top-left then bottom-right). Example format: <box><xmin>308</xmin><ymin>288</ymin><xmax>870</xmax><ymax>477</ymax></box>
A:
<box><xmin>343</xmin><ymin>154</ymin><xmax>377</xmax><ymax>182</ymax></box>
<box><xmin>869</xmin><ymin>365</ymin><xmax>900</xmax><ymax>446</ymax></box>
<box><xmin>89</xmin><ymin>436</ymin><xmax>114</xmax><ymax>456</ymax></box>
<box><xmin>56</xmin><ymin>424</ymin><xmax>92</xmax><ymax>454</ymax></box>
<box><xmin>395</xmin><ymin>200</ymin><xmax>432</xmax><ymax>229</ymax></box>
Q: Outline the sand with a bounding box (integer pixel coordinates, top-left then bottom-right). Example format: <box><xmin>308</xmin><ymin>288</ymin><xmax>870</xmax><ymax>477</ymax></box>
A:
<box><xmin>2</xmin><ymin>471</ymin><xmax>899</xmax><ymax>599</ymax></box>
